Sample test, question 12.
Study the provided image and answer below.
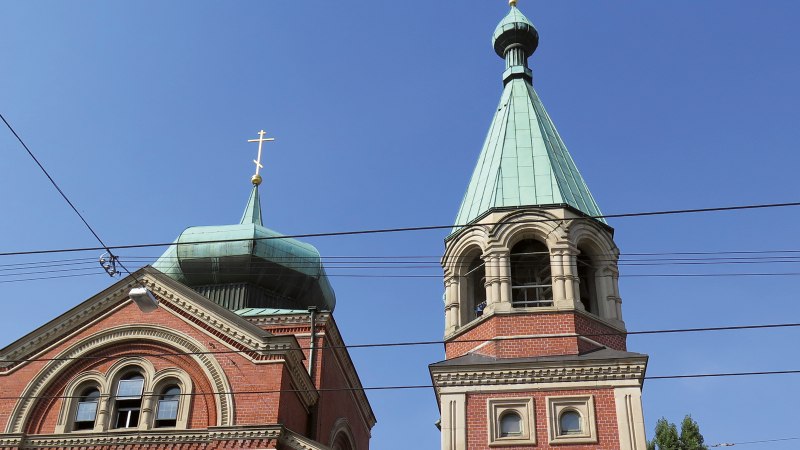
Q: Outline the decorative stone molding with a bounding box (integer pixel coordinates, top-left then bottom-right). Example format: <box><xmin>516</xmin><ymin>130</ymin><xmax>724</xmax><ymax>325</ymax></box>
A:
<box><xmin>328</xmin><ymin>417</ymin><xmax>356</xmax><ymax>449</ymax></box>
<box><xmin>5</xmin><ymin>325</ymin><xmax>234</xmax><ymax>434</ymax></box>
<box><xmin>0</xmin><ymin>425</ymin><xmax>332</xmax><ymax>449</ymax></box>
<box><xmin>545</xmin><ymin>395</ymin><xmax>598</xmax><ymax>444</ymax></box>
<box><xmin>431</xmin><ymin>359</ymin><xmax>647</xmax><ymax>391</ymax></box>
<box><xmin>487</xmin><ymin>397</ymin><xmax>536</xmax><ymax>446</ymax></box>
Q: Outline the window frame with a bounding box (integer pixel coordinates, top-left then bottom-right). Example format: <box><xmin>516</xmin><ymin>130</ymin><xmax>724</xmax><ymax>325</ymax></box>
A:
<box><xmin>487</xmin><ymin>397</ymin><xmax>536</xmax><ymax>446</ymax></box>
<box><xmin>546</xmin><ymin>395</ymin><xmax>597</xmax><ymax>444</ymax></box>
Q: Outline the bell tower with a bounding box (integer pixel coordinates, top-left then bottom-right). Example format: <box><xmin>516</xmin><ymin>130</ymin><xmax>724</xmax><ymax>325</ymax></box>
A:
<box><xmin>430</xmin><ymin>2</ymin><xmax>648</xmax><ymax>449</ymax></box>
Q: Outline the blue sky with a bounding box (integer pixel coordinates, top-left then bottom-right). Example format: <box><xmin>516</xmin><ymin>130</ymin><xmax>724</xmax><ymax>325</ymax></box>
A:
<box><xmin>2</xmin><ymin>1</ymin><xmax>800</xmax><ymax>448</ymax></box>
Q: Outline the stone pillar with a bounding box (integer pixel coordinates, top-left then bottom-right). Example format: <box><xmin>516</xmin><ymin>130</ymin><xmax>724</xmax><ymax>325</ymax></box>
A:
<box><xmin>139</xmin><ymin>391</ymin><xmax>154</xmax><ymax>430</ymax></box>
<box><xmin>498</xmin><ymin>254</ymin><xmax>511</xmax><ymax>305</ymax></box>
<box><xmin>614</xmin><ymin>387</ymin><xmax>647</xmax><ymax>450</ymax></box>
<box><xmin>561</xmin><ymin>246</ymin><xmax>579</xmax><ymax>307</ymax></box>
<box><xmin>95</xmin><ymin>394</ymin><xmax>111</xmax><ymax>432</ymax></box>
<box><xmin>444</xmin><ymin>277</ymin><xmax>459</xmax><ymax>335</ymax></box>
<box><xmin>482</xmin><ymin>252</ymin><xmax>502</xmax><ymax>315</ymax></box>
<box><xmin>440</xmin><ymin>393</ymin><xmax>467</xmax><ymax>450</ymax></box>
<box><xmin>551</xmin><ymin>248</ymin><xmax>567</xmax><ymax>307</ymax></box>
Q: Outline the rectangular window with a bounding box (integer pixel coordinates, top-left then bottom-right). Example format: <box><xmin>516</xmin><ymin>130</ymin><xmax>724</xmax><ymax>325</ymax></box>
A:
<box><xmin>115</xmin><ymin>406</ymin><xmax>140</xmax><ymax>429</ymax></box>
<box><xmin>156</xmin><ymin>399</ymin><xmax>179</xmax><ymax>421</ymax></box>
<box><xmin>75</xmin><ymin>401</ymin><xmax>98</xmax><ymax>423</ymax></box>
<box><xmin>116</xmin><ymin>379</ymin><xmax>144</xmax><ymax>399</ymax></box>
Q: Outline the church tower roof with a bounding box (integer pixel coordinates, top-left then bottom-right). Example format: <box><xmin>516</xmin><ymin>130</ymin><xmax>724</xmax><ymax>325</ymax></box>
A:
<box><xmin>152</xmin><ymin>131</ymin><xmax>336</xmax><ymax>312</ymax></box>
<box><xmin>453</xmin><ymin>1</ymin><xmax>604</xmax><ymax>232</ymax></box>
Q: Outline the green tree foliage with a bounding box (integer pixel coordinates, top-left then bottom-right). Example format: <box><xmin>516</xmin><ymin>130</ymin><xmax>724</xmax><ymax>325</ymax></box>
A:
<box><xmin>679</xmin><ymin>415</ymin><xmax>707</xmax><ymax>450</ymax></box>
<box><xmin>646</xmin><ymin>415</ymin><xmax>707</xmax><ymax>450</ymax></box>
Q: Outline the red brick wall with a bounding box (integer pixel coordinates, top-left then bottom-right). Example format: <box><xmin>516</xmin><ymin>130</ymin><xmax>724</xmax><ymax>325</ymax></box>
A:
<box><xmin>465</xmin><ymin>388</ymin><xmax>620</xmax><ymax>449</ymax></box>
<box><xmin>0</xmin><ymin>301</ymin><xmax>293</xmax><ymax>434</ymax></box>
<box><xmin>445</xmin><ymin>312</ymin><xmax>627</xmax><ymax>359</ymax></box>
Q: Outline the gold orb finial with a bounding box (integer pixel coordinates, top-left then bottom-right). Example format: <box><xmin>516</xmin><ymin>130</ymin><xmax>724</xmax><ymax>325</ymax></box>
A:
<box><xmin>509</xmin><ymin>0</ymin><xmax>518</xmax><ymax>6</ymax></box>
<box><xmin>251</xmin><ymin>174</ymin><xmax>263</xmax><ymax>186</ymax></box>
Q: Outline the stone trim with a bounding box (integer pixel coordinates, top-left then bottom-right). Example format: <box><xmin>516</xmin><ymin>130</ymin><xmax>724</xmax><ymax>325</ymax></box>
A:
<box><xmin>0</xmin><ymin>425</ymin><xmax>332</xmax><ymax>449</ymax></box>
<box><xmin>487</xmin><ymin>397</ymin><xmax>536</xmax><ymax>446</ymax></box>
<box><xmin>5</xmin><ymin>325</ymin><xmax>233</xmax><ymax>434</ymax></box>
<box><xmin>545</xmin><ymin>395</ymin><xmax>598</xmax><ymax>444</ymax></box>
<box><xmin>430</xmin><ymin>357</ymin><xmax>647</xmax><ymax>395</ymax></box>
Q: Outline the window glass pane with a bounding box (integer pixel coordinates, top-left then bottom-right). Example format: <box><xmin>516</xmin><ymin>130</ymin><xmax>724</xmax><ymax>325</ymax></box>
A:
<box><xmin>499</xmin><ymin>412</ymin><xmax>522</xmax><ymax>437</ymax></box>
<box><xmin>157</xmin><ymin>399</ymin><xmax>179</xmax><ymax>420</ymax></box>
<box><xmin>560</xmin><ymin>411</ymin><xmax>582</xmax><ymax>435</ymax></box>
<box><xmin>75</xmin><ymin>401</ymin><xmax>98</xmax><ymax>422</ymax></box>
<box><xmin>117</xmin><ymin>379</ymin><xmax>144</xmax><ymax>398</ymax></box>
<box><xmin>162</xmin><ymin>386</ymin><xmax>181</xmax><ymax>400</ymax></box>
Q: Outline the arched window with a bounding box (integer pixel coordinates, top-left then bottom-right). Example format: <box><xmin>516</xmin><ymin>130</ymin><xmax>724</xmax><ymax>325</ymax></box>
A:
<box><xmin>155</xmin><ymin>385</ymin><xmax>181</xmax><ymax>428</ymax></box>
<box><xmin>499</xmin><ymin>411</ymin><xmax>522</xmax><ymax>437</ymax></box>
<box><xmin>577</xmin><ymin>250</ymin><xmax>598</xmax><ymax>314</ymax></box>
<box><xmin>465</xmin><ymin>255</ymin><xmax>486</xmax><ymax>321</ymax></box>
<box><xmin>331</xmin><ymin>431</ymin><xmax>354</xmax><ymax>450</ymax></box>
<box><xmin>113</xmin><ymin>372</ymin><xmax>144</xmax><ymax>429</ymax></box>
<box><xmin>559</xmin><ymin>410</ymin><xmax>582</xmax><ymax>435</ymax></box>
<box><xmin>73</xmin><ymin>387</ymin><xmax>100</xmax><ymax>431</ymax></box>
<box><xmin>510</xmin><ymin>240</ymin><xmax>552</xmax><ymax>307</ymax></box>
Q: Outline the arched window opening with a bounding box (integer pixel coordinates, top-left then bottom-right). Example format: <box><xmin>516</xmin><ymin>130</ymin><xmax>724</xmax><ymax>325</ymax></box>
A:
<box><xmin>559</xmin><ymin>410</ymin><xmax>582</xmax><ymax>435</ymax></box>
<box><xmin>499</xmin><ymin>411</ymin><xmax>522</xmax><ymax>437</ymax></box>
<box><xmin>577</xmin><ymin>251</ymin><xmax>598</xmax><ymax>314</ymax></box>
<box><xmin>331</xmin><ymin>431</ymin><xmax>354</xmax><ymax>450</ymax></box>
<box><xmin>113</xmin><ymin>372</ymin><xmax>144</xmax><ymax>429</ymax></box>
<box><xmin>155</xmin><ymin>385</ymin><xmax>181</xmax><ymax>428</ymax></box>
<box><xmin>73</xmin><ymin>387</ymin><xmax>100</xmax><ymax>431</ymax></box>
<box><xmin>465</xmin><ymin>255</ymin><xmax>486</xmax><ymax>320</ymax></box>
<box><xmin>510</xmin><ymin>240</ymin><xmax>552</xmax><ymax>307</ymax></box>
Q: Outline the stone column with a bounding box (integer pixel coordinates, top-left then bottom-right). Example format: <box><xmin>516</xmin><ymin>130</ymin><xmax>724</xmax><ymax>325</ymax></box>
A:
<box><xmin>498</xmin><ymin>254</ymin><xmax>511</xmax><ymax>305</ymax></box>
<box><xmin>551</xmin><ymin>248</ymin><xmax>567</xmax><ymax>307</ymax></box>
<box><xmin>139</xmin><ymin>391</ymin><xmax>154</xmax><ymax>430</ymax></box>
<box><xmin>95</xmin><ymin>394</ymin><xmax>111</xmax><ymax>432</ymax></box>
<box><xmin>558</xmin><ymin>246</ymin><xmax>579</xmax><ymax>308</ymax></box>
<box><xmin>444</xmin><ymin>276</ymin><xmax>459</xmax><ymax>335</ymax></box>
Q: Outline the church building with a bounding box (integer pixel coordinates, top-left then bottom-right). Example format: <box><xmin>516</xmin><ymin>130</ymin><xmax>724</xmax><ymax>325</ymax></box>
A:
<box><xmin>0</xmin><ymin>2</ymin><xmax>650</xmax><ymax>450</ymax></box>
<box><xmin>0</xmin><ymin>132</ymin><xmax>376</xmax><ymax>449</ymax></box>
<box><xmin>430</xmin><ymin>1</ymin><xmax>649</xmax><ymax>449</ymax></box>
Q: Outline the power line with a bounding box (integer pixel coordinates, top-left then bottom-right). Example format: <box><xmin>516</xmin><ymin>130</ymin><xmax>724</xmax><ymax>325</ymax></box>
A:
<box><xmin>2</xmin><ymin>321</ymin><xmax>798</xmax><ymax>364</ymax></box>
<box><xmin>0</xmin><ymin>113</ymin><xmax>136</xmax><ymax>282</ymax></box>
<box><xmin>712</xmin><ymin>436</ymin><xmax>800</xmax><ymax>447</ymax></box>
<box><xmin>2</xmin><ymin>201</ymin><xmax>800</xmax><ymax>257</ymax></box>
<box><xmin>3</xmin><ymin>369</ymin><xmax>800</xmax><ymax>401</ymax></box>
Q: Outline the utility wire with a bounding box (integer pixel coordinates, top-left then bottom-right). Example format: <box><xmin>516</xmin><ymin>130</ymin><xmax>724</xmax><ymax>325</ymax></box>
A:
<box><xmin>712</xmin><ymin>436</ymin><xmax>800</xmax><ymax>447</ymax></box>
<box><xmin>2</xmin><ymin>321</ymin><xmax>798</xmax><ymax>364</ymax></box>
<box><xmin>3</xmin><ymin>369</ymin><xmax>800</xmax><ymax>401</ymax></box>
<box><xmin>2</xmin><ymin>201</ymin><xmax>800</xmax><ymax>257</ymax></box>
<box><xmin>0</xmin><ymin>113</ymin><xmax>136</xmax><ymax>281</ymax></box>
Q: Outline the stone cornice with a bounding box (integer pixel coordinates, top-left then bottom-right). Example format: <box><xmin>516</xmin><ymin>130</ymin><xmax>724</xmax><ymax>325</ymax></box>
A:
<box><xmin>0</xmin><ymin>425</ymin><xmax>332</xmax><ymax>449</ymax></box>
<box><xmin>430</xmin><ymin>356</ymin><xmax>648</xmax><ymax>394</ymax></box>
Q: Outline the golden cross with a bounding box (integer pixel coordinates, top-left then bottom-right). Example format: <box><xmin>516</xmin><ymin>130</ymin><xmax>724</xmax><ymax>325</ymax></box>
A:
<box><xmin>247</xmin><ymin>129</ymin><xmax>275</xmax><ymax>180</ymax></box>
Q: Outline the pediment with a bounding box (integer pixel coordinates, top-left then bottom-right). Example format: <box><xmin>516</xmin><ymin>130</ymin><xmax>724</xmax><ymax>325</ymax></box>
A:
<box><xmin>0</xmin><ymin>266</ymin><xmax>299</xmax><ymax>373</ymax></box>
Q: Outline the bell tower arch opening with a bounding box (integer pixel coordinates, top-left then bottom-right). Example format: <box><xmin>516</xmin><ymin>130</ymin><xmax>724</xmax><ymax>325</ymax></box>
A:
<box><xmin>510</xmin><ymin>239</ymin><xmax>552</xmax><ymax>308</ymax></box>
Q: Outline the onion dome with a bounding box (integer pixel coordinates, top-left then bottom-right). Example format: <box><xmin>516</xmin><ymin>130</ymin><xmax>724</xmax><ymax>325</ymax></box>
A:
<box><xmin>492</xmin><ymin>1</ymin><xmax>539</xmax><ymax>59</ymax></box>
<box><xmin>153</xmin><ymin>185</ymin><xmax>336</xmax><ymax>312</ymax></box>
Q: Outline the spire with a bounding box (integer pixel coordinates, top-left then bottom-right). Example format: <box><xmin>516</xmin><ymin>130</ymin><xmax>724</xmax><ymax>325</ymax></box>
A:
<box><xmin>452</xmin><ymin>3</ymin><xmax>603</xmax><ymax>233</ymax></box>
<box><xmin>492</xmin><ymin>0</ymin><xmax>539</xmax><ymax>84</ymax></box>
<box><xmin>240</xmin><ymin>184</ymin><xmax>263</xmax><ymax>225</ymax></box>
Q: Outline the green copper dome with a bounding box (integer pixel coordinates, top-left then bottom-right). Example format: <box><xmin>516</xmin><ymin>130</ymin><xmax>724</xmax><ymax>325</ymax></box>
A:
<box><xmin>153</xmin><ymin>185</ymin><xmax>336</xmax><ymax>311</ymax></box>
<box><xmin>452</xmin><ymin>4</ymin><xmax>603</xmax><ymax>235</ymax></box>
<box><xmin>492</xmin><ymin>5</ymin><xmax>539</xmax><ymax>58</ymax></box>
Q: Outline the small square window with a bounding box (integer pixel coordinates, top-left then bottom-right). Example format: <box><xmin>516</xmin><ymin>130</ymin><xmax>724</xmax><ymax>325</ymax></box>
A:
<box><xmin>546</xmin><ymin>395</ymin><xmax>598</xmax><ymax>444</ymax></box>
<box><xmin>487</xmin><ymin>398</ymin><xmax>536</xmax><ymax>446</ymax></box>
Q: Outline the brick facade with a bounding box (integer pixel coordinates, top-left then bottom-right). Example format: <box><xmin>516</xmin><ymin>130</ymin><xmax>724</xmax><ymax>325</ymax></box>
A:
<box><xmin>0</xmin><ymin>271</ymin><xmax>375</xmax><ymax>450</ymax></box>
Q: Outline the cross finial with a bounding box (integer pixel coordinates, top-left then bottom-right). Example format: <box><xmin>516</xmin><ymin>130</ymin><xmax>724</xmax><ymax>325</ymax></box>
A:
<box><xmin>247</xmin><ymin>129</ymin><xmax>275</xmax><ymax>186</ymax></box>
